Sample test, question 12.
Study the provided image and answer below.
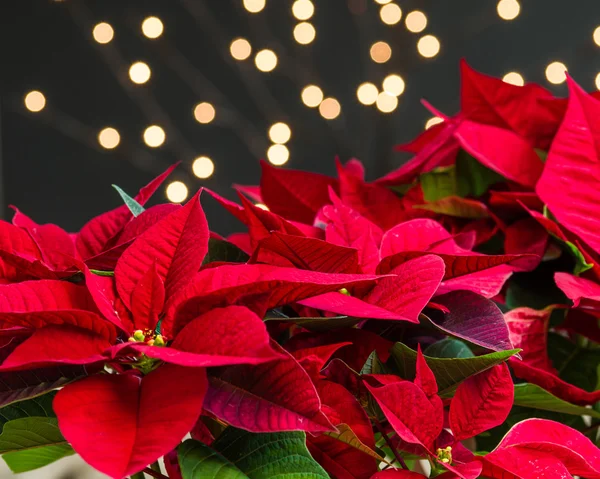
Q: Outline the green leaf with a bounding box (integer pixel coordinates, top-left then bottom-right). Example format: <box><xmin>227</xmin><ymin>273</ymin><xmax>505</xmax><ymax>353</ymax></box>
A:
<box><xmin>264</xmin><ymin>314</ymin><xmax>361</xmax><ymax>332</ymax></box>
<box><xmin>360</xmin><ymin>351</ymin><xmax>390</xmax><ymax>376</ymax></box>
<box><xmin>323</xmin><ymin>423</ymin><xmax>389</xmax><ymax>464</ymax></box>
<box><xmin>0</xmin><ymin>393</ymin><xmax>55</xmax><ymax>428</ymax></box>
<box><xmin>89</xmin><ymin>269</ymin><xmax>115</xmax><ymax>277</ymax></box>
<box><xmin>387</xmin><ymin>342</ymin><xmax>520</xmax><ymax>395</ymax></box>
<box><xmin>535</xmin><ymin>149</ymin><xmax>548</xmax><ymax>162</ymax></box>
<box><xmin>563</xmin><ymin>241</ymin><xmax>593</xmax><ymax>275</ymax></box>
<box><xmin>547</xmin><ymin>333</ymin><xmax>600</xmax><ymax>393</ymax></box>
<box><xmin>0</xmin><ymin>417</ymin><xmax>73</xmax><ymax>473</ymax></box>
<box><xmin>202</xmin><ymin>238</ymin><xmax>249</xmax><ymax>266</ymax></box>
<box><xmin>413</xmin><ymin>196</ymin><xmax>489</xmax><ymax>219</ymax></box>
<box><xmin>424</xmin><ymin>339</ymin><xmax>474</xmax><ymax>358</ymax></box>
<box><xmin>420</xmin><ymin>166</ymin><xmax>457</xmax><ymax>202</ymax></box>
<box><xmin>112</xmin><ymin>184</ymin><xmax>145</xmax><ymax>217</ymax></box>
<box><xmin>455</xmin><ymin>150</ymin><xmax>504</xmax><ymax>198</ymax></box>
<box><xmin>179</xmin><ymin>429</ymin><xmax>328</xmax><ymax>479</ymax></box>
<box><xmin>513</xmin><ymin>383</ymin><xmax>600</xmax><ymax>418</ymax></box>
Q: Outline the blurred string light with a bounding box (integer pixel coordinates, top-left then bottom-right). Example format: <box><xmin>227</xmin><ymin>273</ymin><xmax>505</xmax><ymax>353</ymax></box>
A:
<box><xmin>269</xmin><ymin>122</ymin><xmax>292</xmax><ymax>144</ymax></box>
<box><xmin>376</xmin><ymin>92</ymin><xmax>398</xmax><ymax>113</ymax></box>
<box><xmin>243</xmin><ymin>0</ymin><xmax>266</xmax><ymax>13</ymax></box>
<box><xmin>255</xmin><ymin>203</ymin><xmax>269</xmax><ymax>210</ymax></box>
<box><xmin>595</xmin><ymin>73</ymin><xmax>600</xmax><ymax>90</ymax></box>
<box><xmin>192</xmin><ymin>156</ymin><xmax>215</xmax><ymax>178</ymax></box>
<box><xmin>503</xmin><ymin>72</ymin><xmax>524</xmax><ymax>86</ymax></box>
<box><xmin>292</xmin><ymin>0</ymin><xmax>314</xmax><ymax>20</ymax></box>
<box><xmin>417</xmin><ymin>35</ymin><xmax>440</xmax><ymax>58</ymax></box>
<box><xmin>166</xmin><ymin>181</ymin><xmax>188</xmax><ymax>203</ymax></box>
<box><xmin>374</xmin><ymin>0</ymin><xmax>392</xmax><ymax>4</ymax></box>
<box><xmin>255</xmin><ymin>49</ymin><xmax>278</xmax><ymax>72</ymax></box>
<box><xmin>294</xmin><ymin>22</ymin><xmax>316</xmax><ymax>44</ymax></box>
<box><xmin>143</xmin><ymin>125</ymin><xmax>166</xmax><ymax>147</ymax></box>
<box><xmin>267</xmin><ymin>144</ymin><xmax>290</xmax><ymax>165</ymax></box>
<box><xmin>593</xmin><ymin>26</ymin><xmax>600</xmax><ymax>46</ymax></box>
<box><xmin>545</xmin><ymin>61</ymin><xmax>567</xmax><ymax>84</ymax></box>
<box><xmin>98</xmin><ymin>127</ymin><xmax>120</xmax><ymax>149</ymax></box>
<box><xmin>129</xmin><ymin>61</ymin><xmax>151</xmax><ymax>84</ymax></box>
<box><xmin>380</xmin><ymin>3</ymin><xmax>402</xmax><ymax>25</ymax></box>
<box><xmin>382</xmin><ymin>74</ymin><xmax>405</xmax><ymax>96</ymax></box>
<box><xmin>405</xmin><ymin>11</ymin><xmax>427</xmax><ymax>33</ymax></box>
<box><xmin>497</xmin><ymin>0</ymin><xmax>520</xmax><ymax>20</ymax></box>
<box><xmin>357</xmin><ymin>82</ymin><xmax>378</xmax><ymax>105</ymax></box>
<box><xmin>141</xmin><ymin>16</ymin><xmax>164</xmax><ymax>39</ymax></box>
<box><xmin>370</xmin><ymin>41</ymin><xmax>392</xmax><ymax>63</ymax></box>
<box><xmin>92</xmin><ymin>22</ymin><xmax>114</xmax><ymax>44</ymax></box>
<box><xmin>230</xmin><ymin>38</ymin><xmax>252</xmax><ymax>60</ymax></box>
<box><xmin>319</xmin><ymin>97</ymin><xmax>341</xmax><ymax>119</ymax></box>
<box><xmin>24</xmin><ymin>90</ymin><xmax>46</xmax><ymax>112</ymax></box>
<box><xmin>301</xmin><ymin>85</ymin><xmax>324</xmax><ymax>107</ymax></box>
<box><xmin>425</xmin><ymin>117</ymin><xmax>444</xmax><ymax>129</ymax></box>
<box><xmin>194</xmin><ymin>102</ymin><xmax>215</xmax><ymax>124</ymax></box>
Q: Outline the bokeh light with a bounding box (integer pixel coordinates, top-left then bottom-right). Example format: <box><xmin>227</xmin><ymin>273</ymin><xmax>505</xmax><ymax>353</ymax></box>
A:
<box><xmin>192</xmin><ymin>156</ymin><xmax>215</xmax><ymax>179</ymax></box>
<box><xmin>376</xmin><ymin>92</ymin><xmax>398</xmax><ymax>113</ymax></box>
<box><xmin>503</xmin><ymin>72</ymin><xmax>525</xmax><ymax>86</ymax></box>
<box><xmin>129</xmin><ymin>62</ymin><xmax>151</xmax><ymax>84</ymax></box>
<box><xmin>166</xmin><ymin>181</ymin><xmax>188</xmax><ymax>203</ymax></box>
<box><xmin>405</xmin><ymin>11</ymin><xmax>427</xmax><ymax>33</ymax></box>
<box><xmin>142</xmin><ymin>16</ymin><xmax>164</xmax><ymax>39</ymax></box>
<box><xmin>374</xmin><ymin>0</ymin><xmax>392</xmax><ymax>3</ymax></box>
<box><xmin>143</xmin><ymin>125</ymin><xmax>166</xmax><ymax>147</ymax></box>
<box><xmin>267</xmin><ymin>144</ymin><xmax>290</xmax><ymax>165</ymax></box>
<box><xmin>545</xmin><ymin>61</ymin><xmax>567</xmax><ymax>84</ymax></box>
<box><xmin>594</xmin><ymin>27</ymin><xmax>600</xmax><ymax>47</ymax></box>
<box><xmin>425</xmin><ymin>117</ymin><xmax>444</xmax><ymax>129</ymax></box>
<box><xmin>255</xmin><ymin>49</ymin><xmax>278</xmax><ymax>72</ymax></box>
<box><xmin>230</xmin><ymin>38</ymin><xmax>252</xmax><ymax>60</ymax></box>
<box><xmin>382</xmin><ymin>74</ymin><xmax>405</xmax><ymax>96</ymax></box>
<box><xmin>24</xmin><ymin>91</ymin><xmax>46</xmax><ymax>112</ymax></box>
<box><xmin>243</xmin><ymin>0</ymin><xmax>266</xmax><ymax>13</ymax></box>
<box><xmin>319</xmin><ymin>97</ymin><xmax>341</xmax><ymax>119</ymax></box>
<box><xmin>596</xmin><ymin>73</ymin><xmax>600</xmax><ymax>91</ymax></box>
<box><xmin>370</xmin><ymin>41</ymin><xmax>392</xmax><ymax>63</ymax></box>
<box><xmin>269</xmin><ymin>122</ymin><xmax>292</xmax><ymax>144</ymax></box>
<box><xmin>301</xmin><ymin>85</ymin><xmax>324</xmax><ymax>107</ymax></box>
<box><xmin>380</xmin><ymin>4</ymin><xmax>402</xmax><ymax>25</ymax></box>
<box><xmin>292</xmin><ymin>0</ymin><xmax>314</xmax><ymax>20</ymax></box>
<box><xmin>92</xmin><ymin>22</ymin><xmax>114</xmax><ymax>44</ymax></box>
<box><xmin>357</xmin><ymin>83</ymin><xmax>379</xmax><ymax>105</ymax></box>
<box><xmin>98</xmin><ymin>127</ymin><xmax>120</xmax><ymax>149</ymax></box>
<box><xmin>293</xmin><ymin>22</ymin><xmax>316</xmax><ymax>44</ymax></box>
<box><xmin>194</xmin><ymin>102</ymin><xmax>216</xmax><ymax>124</ymax></box>
<box><xmin>417</xmin><ymin>35</ymin><xmax>440</xmax><ymax>58</ymax></box>
<box><xmin>497</xmin><ymin>0</ymin><xmax>520</xmax><ymax>20</ymax></box>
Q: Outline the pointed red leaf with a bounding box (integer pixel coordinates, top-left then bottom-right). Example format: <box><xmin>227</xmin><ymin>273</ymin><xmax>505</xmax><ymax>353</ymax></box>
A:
<box><xmin>555</xmin><ymin>272</ymin><xmax>600</xmax><ymax>308</ymax></box>
<box><xmin>54</xmin><ymin>364</ymin><xmax>206</xmax><ymax>479</ymax></box>
<box><xmin>437</xmin><ymin>265</ymin><xmax>513</xmax><ymax>298</ymax></box>
<box><xmin>233</xmin><ymin>184</ymin><xmax>262</xmax><ymax>202</ymax></box>
<box><xmin>449</xmin><ymin>363</ymin><xmax>514</xmax><ymax>441</ymax></box>
<box><xmin>370</xmin><ymin>472</ymin><xmax>426</xmax><ymax>479</ymax></box>
<box><xmin>364</xmin><ymin>380</ymin><xmax>443</xmax><ymax>451</ymax></box>
<box><xmin>481</xmin><ymin>449</ymin><xmax>571</xmax><ymax>479</ymax></box>
<box><xmin>0</xmin><ymin>221</ymin><xmax>44</xmax><ymax>281</ymax></box>
<box><xmin>130</xmin><ymin>264</ymin><xmax>165</xmax><ymax>331</ymax></box>
<box><xmin>115</xmin><ymin>191</ymin><xmax>209</xmax><ymax>308</ymax></box>
<box><xmin>380</xmin><ymin>219</ymin><xmax>464</xmax><ymax>257</ymax></box>
<box><xmin>76</xmin><ymin>164</ymin><xmax>177</xmax><ymax>259</ymax></box>
<box><xmin>504</xmin><ymin>218</ymin><xmax>547</xmax><ymax>271</ymax></box>
<box><xmin>289</xmin><ymin>342</ymin><xmax>352</xmax><ymax>378</ymax></box>
<box><xmin>505</xmin><ymin>308</ymin><xmax>554</xmax><ymax>372</ymax></box>
<box><xmin>260</xmin><ymin>160</ymin><xmax>336</xmax><ymax>224</ymax></box>
<box><xmin>536</xmin><ymin>78</ymin><xmax>600</xmax><ymax>254</ymax></box>
<box><xmin>84</xmin><ymin>268</ymin><xmax>132</xmax><ymax>333</ymax></box>
<box><xmin>203</xmin><ymin>345</ymin><xmax>334</xmax><ymax>433</ymax></box>
<box><xmin>415</xmin><ymin>345</ymin><xmax>438</xmax><ymax>397</ymax></box>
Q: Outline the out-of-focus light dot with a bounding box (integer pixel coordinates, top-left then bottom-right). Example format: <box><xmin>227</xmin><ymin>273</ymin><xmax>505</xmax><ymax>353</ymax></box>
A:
<box><xmin>24</xmin><ymin>91</ymin><xmax>46</xmax><ymax>112</ymax></box>
<box><xmin>98</xmin><ymin>127</ymin><xmax>120</xmax><ymax>149</ymax></box>
<box><xmin>594</xmin><ymin>27</ymin><xmax>600</xmax><ymax>47</ymax></box>
<box><xmin>301</xmin><ymin>85</ymin><xmax>323</xmax><ymax>107</ymax></box>
<box><xmin>192</xmin><ymin>156</ymin><xmax>214</xmax><ymax>179</ymax></box>
<box><xmin>142</xmin><ymin>16</ymin><xmax>164</xmax><ymax>39</ymax></box>
<box><xmin>230</xmin><ymin>38</ymin><xmax>252</xmax><ymax>60</ymax></box>
<box><xmin>293</xmin><ymin>22</ymin><xmax>316</xmax><ymax>44</ymax></box>
<box><xmin>370</xmin><ymin>41</ymin><xmax>392</xmax><ymax>63</ymax></box>
<box><xmin>243</xmin><ymin>0</ymin><xmax>266</xmax><ymax>13</ymax></box>
<box><xmin>376</xmin><ymin>92</ymin><xmax>398</xmax><ymax>113</ymax></box>
<box><xmin>129</xmin><ymin>62</ymin><xmax>151</xmax><ymax>84</ymax></box>
<box><xmin>425</xmin><ymin>117</ymin><xmax>444</xmax><ymax>129</ymax></box>
<box><xmin>375</xmin><ymin>0</ymin><xmax>392</xmax><ymax>4</ymax></box>
<box><xmin>503</xmin><ymin>72</ymin><xmax>524</xmax><ymax>86</ymax></box>
<box><xmin>594</xmin><ymin>73</ymin><xmax>600</xmax><ymax>91</ymax></box>
<box><xmin>255</xmin><ymin>49</ymin><xmax>278</xmax><ymax>72</ymax></box>
<box><xmin>267</xmin><ymin>144</ymin><xmax>290</xmax><ymax>165</ymax></box>
<box><xmin>497</xmin><ymin>0</ymin><xmax>520</xmax><ymax>20</ymax></box>
<box><xmin>319</xmin><ymin>97</ymin><xmax>341</xmax><ymax>119</ymax></box>
<box><xmin>545</xmin><ymin>61</ymin><xmax>567</xmax><ymax>85</ymax></box>
<box><xmin>255</xmin><ymin>203</ymin><xmax>269</xmax><ymax>210</ymax></box>
<box><xmin>380</xmin><ymin>3</ymin><xmax>402</xmax><ymax>25</ymax></box>
<box><xmin>405</xmin><ymin>11</ymin><xmax>427</xmax><ymax>33</ymax></box>
<box><xmin>143</xmin><ymin>125</ymin><xmax>166</xmax><ymax>147</ymax></box>
<box><xmin>269</xmin><ymin>122</ymin><xmax>292</xmax><ymax>144</ymax></box>
<box><xmin>292</xmin><ymin>0</ymin><xmax>314</xmax><ymax>20</ymax></box>
<box><xmin>92</xmin><ymin>22</ymin><xmax>114</xmax><ymax>44</ymax></box>
<box><xmin>166</xmin><ymin>181</ymin><xmax>188</xmax><ymax>203</ymax></box>
<box><xmin>417</xmin><ymin>35</ymin><xmax>440</xmax><ymax>58</ymax></box>
<box><xmin>194</xmin><ymin>102</ymin><xmax>216</xmax><ymax>124</ymax></box>
<box><xmin>357</xmin><ymin>83</ymin><xmax>378</xmax><ymax>105</ymax></box>
<box><xmin>383</xmin><ymin>74</ymin><xmax>405</xmax><ymax>96</ymax></box>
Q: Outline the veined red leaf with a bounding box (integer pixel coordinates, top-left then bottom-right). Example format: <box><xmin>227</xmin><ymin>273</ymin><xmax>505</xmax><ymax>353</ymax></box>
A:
<box><xmin>481</xmin><ymin>449</ymin><xmax>571</xmax><ymax>479</ymax></box>
<box><xmin>203</xmin><ymin>345</ymin><xmax>334</xmax><ymax>433</ymax></box>
<box><xmin>260</xmin><ymin>160</ymin><xmax>336</xmax><ymax>224</ymax></box>
<box><xmin>298</xmin><ymin>293</ymin><xmax>414</xmax><ymax>321</ymax></box>
<box><xmin>413</xmin><ymin>196</ymin><xmax>489</xmax><ymax>219</ymax></box>
<box><xmin>115</xmin><ymin>191</ymin><xmax>209</xmax><ymax>308</ymax></box>
<box><xmin>415</xmin><ymin>345</ymin><xmax>438</xmax><ymax>397</ymax></box>
<box><xmin>0</xmin><ymin>221</ymin><xmax>44</xmax><ymax>281</ymax></box>
<box><xmin>380</xmin><ymin>219</ymin><xmax>465</xmax><ymax>258</ymax></box>
<box><xmin>449</xmin><ymin>363</ymin><xmax>513</xmax><ymax>440</ymax></box>
<box><xmin>505</xmin><ymin>308</ymin><xmax>554</xmax><ymax>372</ymax></box>
<box><xmin>504</xmin><ymin>218</ymin><xmax>547</xmax><ymax>271</ymax></box>
<box><xmin>289</xmin><ymin>342</ymin><xmax>352</xmax><ymax>378</ymax></box>
<box><xmin>130</xmin><ymin>264</ymin><xmax>165</xmax><ymax>331</ymax></box>
<box><xmin>111</xmin><ymin>203</ymin><xmax>181</xmax><ymax>248</ymax></box>
<box><xmin>54</xmin><ymin>364</ymin><xmax>206</xmax><ymax>479</ymax></box>
<box><xmin>536</xmin><ymin>78</ymin><xmax>600</xmax><ymax>254</ymax></box>
<box><xmin>437</xmin><ymin>265</ymin><xmax>513</xmax><ymax>298</ymax></box>
<box><xmin>370</xmin><ymin>472</ymin><xmax>426</xmax><ymax>479</ymax></box>
<box><xmin>555</xmin><ymin>272</ymin><xmax>600</xmax><ymax>307</ymax></box>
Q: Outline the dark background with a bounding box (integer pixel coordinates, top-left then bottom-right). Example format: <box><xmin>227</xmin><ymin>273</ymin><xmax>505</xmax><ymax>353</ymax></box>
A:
<box><xmin>1</xmin><ymin>0</ymin><xmax>598</xmax><ymax>236</ymax></box>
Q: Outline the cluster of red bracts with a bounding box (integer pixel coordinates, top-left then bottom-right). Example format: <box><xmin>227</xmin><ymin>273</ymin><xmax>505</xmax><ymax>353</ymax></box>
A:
<box><xmin>0</xmin><ymin>60</ymin><xmax>599</xmax><ymax>479</ymax></box>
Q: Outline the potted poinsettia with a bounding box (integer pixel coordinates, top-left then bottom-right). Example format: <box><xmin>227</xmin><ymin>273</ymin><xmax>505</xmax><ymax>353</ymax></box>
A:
<box><xmin>0</xmin><ymin>61</ymin><xmax>598</xmax><ymax>479</ymax></box>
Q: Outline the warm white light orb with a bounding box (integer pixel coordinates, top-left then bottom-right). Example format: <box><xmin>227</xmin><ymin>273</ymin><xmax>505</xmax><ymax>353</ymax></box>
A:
<box><xmin>194</xmin><ymin>102</ymin><xmax>216</xmax><ymax>124</ymax></box>
<box><xmin>503</xmin><ymin>72</ymin><xmax>524</xmax><ymax>86</ymax></box>
<box><xmin>24</xmin><ymin>91</ymin><xmax>46</xmax><ymax>112</ymax></box>
<box><xmin>142</xmin><ymin>16</ymin><xmax>164</xmax><ymax>39</ymax></box>
<box><xmin>357</xmin><ymin>83</ymin><xmax>379</xmax><ymax>105</ymax></box>
<box><xmin>166</xmin><ymin>181</ymin><xmax>188</xmax><ymax>203</ymax></box>
<box><xmin>301</xmin><ymin>85</ymin><xmax>324</xmax><ymax>107</ymax></box>
<box><xmin>545</xmin><ymin>61</ymin><xmax>567</xmax><ymax>85</ymax></box>
<box><xmin>192</xmin><ymin>156</ymin><xmax>215</xmax><ymax>179</ymax></box>
<box><xmin>129</xmin><ymin>62</ymin><xmax>151</xmax><ymax>84</ymax></box>
<box><xmin>93</xmin><ymin>22</ymin><xmax>114</xmax><ymax>44</ymax></box>
<box><xmin>143</xmin><ymin>125</ymin><xmax>166</xmax><ymax>147</ymax></box>
<box><xmin>255</xmin><ymin>49</ymin><xmax>278</xmax><ymax>72</ymax></box>
<box><xmin>267</xmin><ymin>144</ymin><xmax>290</xmax><ymax>165</ymax></box>
<box><xmin>269</xmin><ymin>122</ymin><xmax>292</xmax><ymax>144</ymax></box>
<box><xmin>98</xmin><ymin>127</ymin><xmax>120</xmax><ymax>149</ymax></box>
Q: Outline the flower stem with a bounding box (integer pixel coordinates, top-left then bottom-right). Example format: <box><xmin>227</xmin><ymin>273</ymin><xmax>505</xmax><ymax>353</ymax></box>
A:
<box><xmin>373</xmin><ymin>417</ymin><xmax>409</xmax><ymax>470</ymax></box>
<box><xmin>130</xmin><ymin>473</ymin><xmax>145</xmax><ymax>479</ymax></box>
<box><xmin>143</xmin><ymin>468</ymin><xmax>169</xmax><ymax>479</ymax></box>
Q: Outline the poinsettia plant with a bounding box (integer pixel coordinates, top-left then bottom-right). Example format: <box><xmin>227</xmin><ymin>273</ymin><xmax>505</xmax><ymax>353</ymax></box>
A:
<box><xmin>0</xmin><ymin>61</ymin><xmax>599</xmax><ymax>479</ymax></box>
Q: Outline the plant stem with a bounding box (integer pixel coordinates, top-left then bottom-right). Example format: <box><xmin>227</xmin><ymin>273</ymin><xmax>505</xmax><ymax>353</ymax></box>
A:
<box><xmin>150</xmin><ymin>461</ymin><xmax>161</xmax><ymax>472</ymax></box>
<box><xmin>143</xmin><ymin>467</ymin><xmax>169</xmax><ymax>479</ymax></box>
<box><xmin>373</xmin><ymin>418</ymin><xmax>409</xmax><ymax>470</ymax></box>
<box><xmin>130</xmin><ymin>473</ymin><xmax>145</xmax><ymax>479</ymax></box>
